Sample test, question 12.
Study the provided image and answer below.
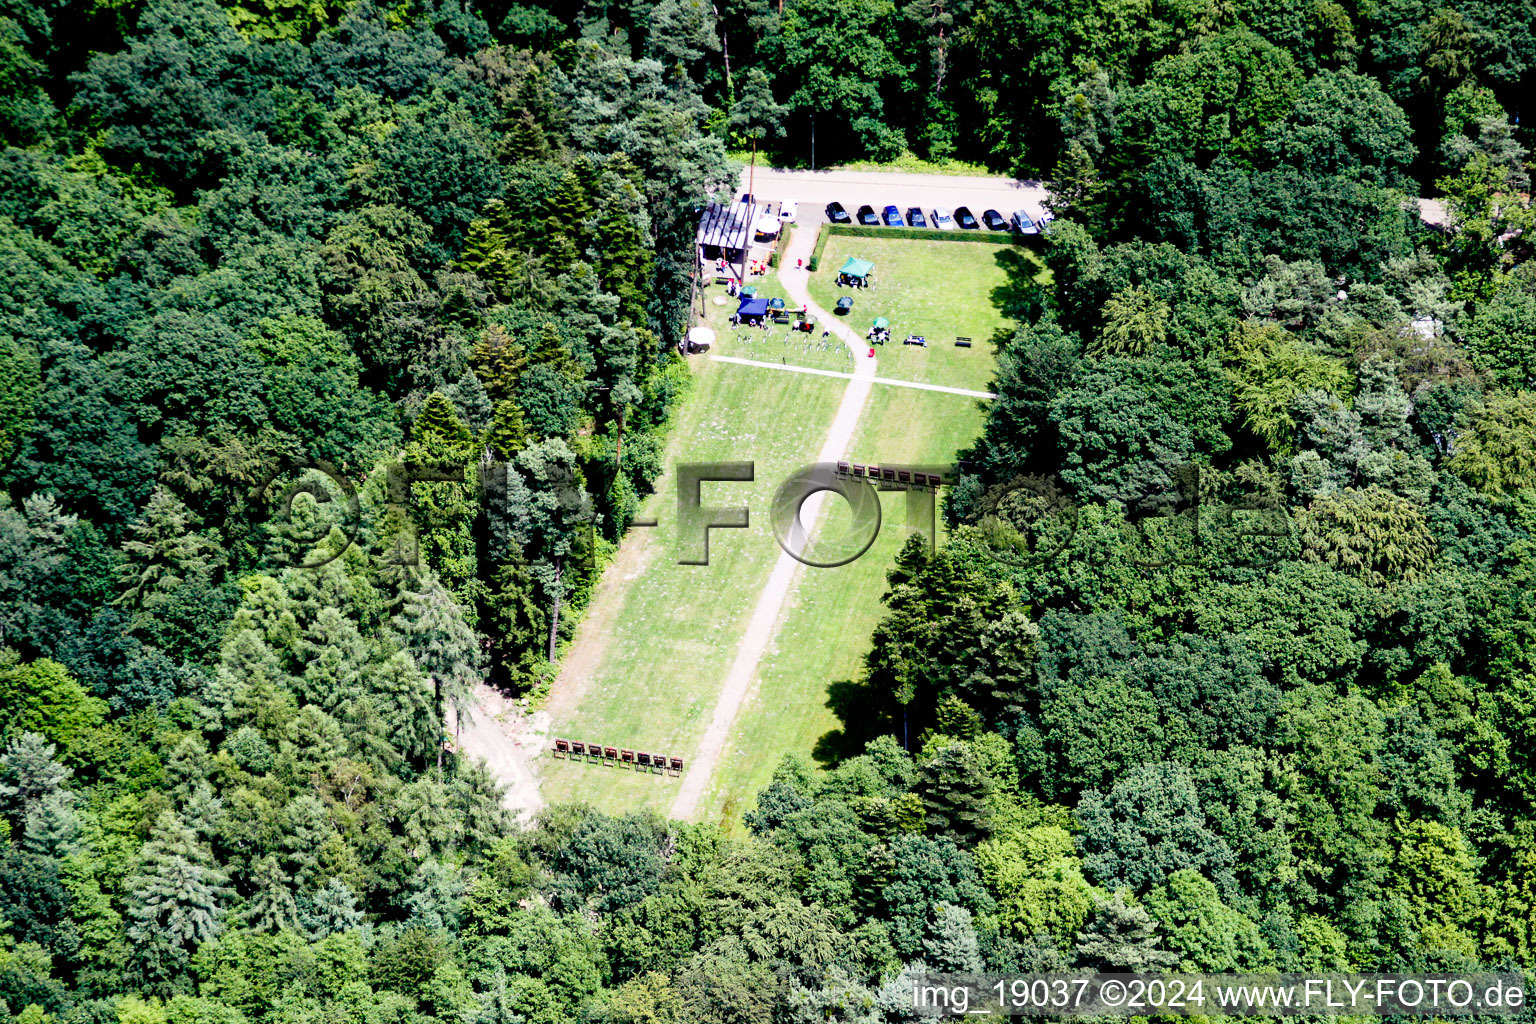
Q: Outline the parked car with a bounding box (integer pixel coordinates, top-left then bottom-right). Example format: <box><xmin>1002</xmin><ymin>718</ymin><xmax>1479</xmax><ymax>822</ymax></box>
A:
<box><xmin>1011</xmin><ymin>209</ymin><xmax>1037</xmax><ymax>234</ymax></box>
<box><xmin>882</xmin><ymin>204</ymin><xmax>903</xmax><ymax>226</ymax></box>
<box><xmin>856</xmin><ymin>204</ymin><xmax>880</xmax><ymax>226</ymax></box>
<box><xmin>931</xmin><ymin>208</ymin><xmax>956</xmax><ymax>230</ymax></box>
<box><xmin>779</xmin><ymin>201</ymin><xmax>799</xmax><ymax>222</ymax></box>
<box><xmin>955</xmin><ymin>206</ymin><xmax>980</xmax><ymax>230</ymax></box>
<box><xmin>825</xmin><ymin>201</ymin><xmax>851</xmax><ymax>224</ymax></box>
<box><xmin>982</xmin><ymin>209</ymin><xmax>1007</xmax><ymax>231</ymax></box>
<box><xmin>906</xmin><ymin>207</ymin><xmax>927</xmax><ymax>227</ymax></box>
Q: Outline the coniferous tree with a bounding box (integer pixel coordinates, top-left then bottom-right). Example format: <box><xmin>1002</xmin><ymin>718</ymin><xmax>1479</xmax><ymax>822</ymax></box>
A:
<box><xmin>115</xmin><ymin>486</ymin><xmax>220</xmax><ymax>631</ymax></box>
<box><xmin>243</xmin><ymin>855</ymin><xmax>301</xmax><ymax>933</ymax></box>
<box><xmin>472</xmin><ymin>324</ymin><xmax>530</xmax><ymax>402</ymax></box>
<box><xmin>304</xmin><ymin>877</ymin><xmax>364</xmax><ymax>939</ymax></box>
<box><xmin>1073</xmin><ymin>891</ymin><xmax>1179</xmax><ymax>972</ymax></box>
<box><xmin>125</xmin><ymin>811</ymin><xmax>231</xmax><ymax>995</ymax></box>
<box><xmin>0</xmin><ymin>732</ymin><xmax>69</xmax><ymax>815</ymax></box>
<box><xmin>393</xmin><ymin>574</ymin><xmax>484</xmax><ymax>762</ymax></box>
<box><xmin>929</xmin><ymin>903</ymin><xmax>984</xmax><ymax>971</ymax></box>
<box><xmin>402</xmin><ymin>394</ymin><xmax>481</xmax><ymax>609</ymax></box>
<box><xmin>916</xmin><ymin>744</ymin><xmax>996</xmax><ymax>843</ymax></box>
<box><xmin>486</xmin><ymin>399</ymin><xmax>531</xmax><ymax>461</ymax></box>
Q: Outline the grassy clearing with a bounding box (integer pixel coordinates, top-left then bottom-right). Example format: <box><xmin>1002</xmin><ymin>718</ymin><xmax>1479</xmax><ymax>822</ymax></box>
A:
<box><xmin>538</xmin><ymin>357</ymin><xmax>846</xmax><ymax>812</ymax></box>
<box><xmin>694</xmin><ymin>384</ymin><xmax>991</xmax><ymax>826</ymax></box>
<box><xmin>806</xmin><ymin>235</ymin><xmax>1044</xmax><ymax>392</ymax></box>
<box><xmin>544</xmin><ymin>236</ymin><xmax>1014</xmax><ymax>819</ymax></box>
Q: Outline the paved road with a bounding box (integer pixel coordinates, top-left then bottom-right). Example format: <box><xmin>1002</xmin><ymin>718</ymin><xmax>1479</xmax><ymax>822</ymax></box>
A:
<box><xmin>738</xmin><ymin>166</ymin><xmax>1052</xmax><ymax>226</ymax></box>
<box><xmin>711</xmin><ymin>355</ymin><xmax>998</xmax><ymax>400</ymax></box>
<box><xmin>744</xmin><ymin>166</ymin><xmax>1442</xmax><ymax>233</ymax></box>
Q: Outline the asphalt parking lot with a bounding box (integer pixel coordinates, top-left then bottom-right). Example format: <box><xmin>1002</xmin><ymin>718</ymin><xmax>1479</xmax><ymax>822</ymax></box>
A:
<box><xmin>736</xmin><ymin>166</ymin><xmax>1053</xmax><ymax>228</ymax></box>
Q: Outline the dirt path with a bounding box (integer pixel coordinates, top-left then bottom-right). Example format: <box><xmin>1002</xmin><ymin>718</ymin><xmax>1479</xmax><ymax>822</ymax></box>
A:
<box><xmin>455</xmin><ymin>510</ymin><xmax>659</xmax><ymax>825</ymax></box>
<box><xmin>452</xmin><ymin>684</ymin><xmax>548</xmax><ymax>825</ymax></box>
<box><xmin>669</xmin><ymin>226</ymin><xmax>876</xmax><ymax>820</ymax></box>
<box><xmin>544</xmin><ymin>524</ymin><xmax>659</xmax><ymax>720</ymax></box>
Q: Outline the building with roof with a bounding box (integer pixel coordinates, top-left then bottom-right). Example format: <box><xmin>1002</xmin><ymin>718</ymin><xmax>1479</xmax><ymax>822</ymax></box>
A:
<box><xmin>697</xmin><ymin>197</ymin><xmax>768</xmax><ymax>269</ymax></box>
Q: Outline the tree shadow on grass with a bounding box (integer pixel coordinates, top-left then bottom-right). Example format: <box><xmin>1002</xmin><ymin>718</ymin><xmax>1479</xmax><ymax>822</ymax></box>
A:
<box><xmin>811</xmin><ymin>678</ymin><xmax>888</xmax><ymax>766</ymax></box>
<box><xmin>991</xmin><ymin>246</ymin><xmax>1049</xmax><ymax>326</ymax></box>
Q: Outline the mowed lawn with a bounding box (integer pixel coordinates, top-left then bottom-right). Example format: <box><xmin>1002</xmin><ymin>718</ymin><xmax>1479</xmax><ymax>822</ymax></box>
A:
<box><xmin>543</xmin><ymin>236</ymin><xmax>1013</xmax><ymax>821</ymax></box>
<box><xmin>807</xmin><ymin>235</ymin><xmax>1044</xmax><ymax>392</ymax></box>
<box><xmin>694</xmin><ymin>384</ymin><xmax>991</xmax><ymax>825</ymax></box>
<box><xmin>538</xmin><ymin>352</ymin><xmax>846</xmax><ymax>813</ymax></box>
<box><xmin>708</xmin><ymin>311</ymin><xmax>857</xmax><ymax>374</ymax></box>
<box><xmin>701</xmin><ymin>269</ymin><xmax>855</xmax><ymax>375</ymax></box>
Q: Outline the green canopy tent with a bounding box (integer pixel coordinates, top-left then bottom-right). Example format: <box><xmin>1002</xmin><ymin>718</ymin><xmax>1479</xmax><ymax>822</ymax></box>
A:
<box><xmin>838</xmin><ymin>257</ymin><xmax>875</xmax><ymax>285</ymax></box>
<box><xmin>871</xmin><ymin>317</ymin><xmax>888</xmax><ymax>329</ymax></box>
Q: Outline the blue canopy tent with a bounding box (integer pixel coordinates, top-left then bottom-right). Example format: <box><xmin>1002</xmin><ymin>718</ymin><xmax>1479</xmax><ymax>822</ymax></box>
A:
<box><xmin>735</xmin><ymin>296</ymin><xmax>770</xmax><ymax>324</ymax></box>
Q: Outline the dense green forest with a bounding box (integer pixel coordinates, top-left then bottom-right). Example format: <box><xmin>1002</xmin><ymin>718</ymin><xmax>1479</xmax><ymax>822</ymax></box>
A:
<box><xmin>2</xmin><ymin>0</ymin><xmax>1536</xmax><ymax>1020</ymax></box>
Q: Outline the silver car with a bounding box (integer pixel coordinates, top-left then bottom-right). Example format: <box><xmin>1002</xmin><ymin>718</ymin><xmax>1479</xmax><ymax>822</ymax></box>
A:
<box><xmin>931</xmin><ymin>208</ymin><xmax>956</xmax><ymax>230</ymax></box>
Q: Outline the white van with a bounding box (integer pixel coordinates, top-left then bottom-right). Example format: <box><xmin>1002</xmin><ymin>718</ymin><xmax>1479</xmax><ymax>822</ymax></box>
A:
<box><xmin>778</xmin><ymin>201</ymin><xmax>798</xmax><ymax>223</ymax></box>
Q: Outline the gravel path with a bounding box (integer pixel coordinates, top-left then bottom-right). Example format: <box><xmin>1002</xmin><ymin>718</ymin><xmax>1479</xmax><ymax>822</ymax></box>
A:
<box><xmin>668</xmin><ymin>226</ymin><xmax>877</xmax><ymax>821</ymax></box>
<box><xmin>456</xmin><ymin>496</ymin><xmax>660</xmax><ymax>827</ymax></box>
<box><xmin>451</xmin><ymin>685</ymin><xmax>548</xmax><ymax>826</ymax></box>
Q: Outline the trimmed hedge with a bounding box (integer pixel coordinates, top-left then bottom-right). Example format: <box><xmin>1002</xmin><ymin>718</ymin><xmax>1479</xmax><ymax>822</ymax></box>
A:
<box><xmin>806</xmin><ymin>223</ymin><xmax>1025</xmax><ymax>270</ymax></box>
<box><xmin>766</xmin><ymin>224</ymin><xmax>793</xmax><ymax>268</ymax></box>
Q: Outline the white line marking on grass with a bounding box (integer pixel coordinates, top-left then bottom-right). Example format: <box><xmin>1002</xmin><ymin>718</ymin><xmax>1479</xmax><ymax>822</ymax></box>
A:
<box><xmin>710</xmin><ymin>354</ymin><xmax>996</xmax><ymax>400</ymax></box>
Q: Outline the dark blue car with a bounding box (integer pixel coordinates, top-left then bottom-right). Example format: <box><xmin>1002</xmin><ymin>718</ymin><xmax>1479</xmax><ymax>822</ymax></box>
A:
<box><xmin>882</xmin><ymin>204</ymin><xmax>903</xmax><ymax>226</ymax></box>
<box><xmin>905</xmin><ymin>207</ymin><xmax>927</xmax><ymax>227</ymax></box>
